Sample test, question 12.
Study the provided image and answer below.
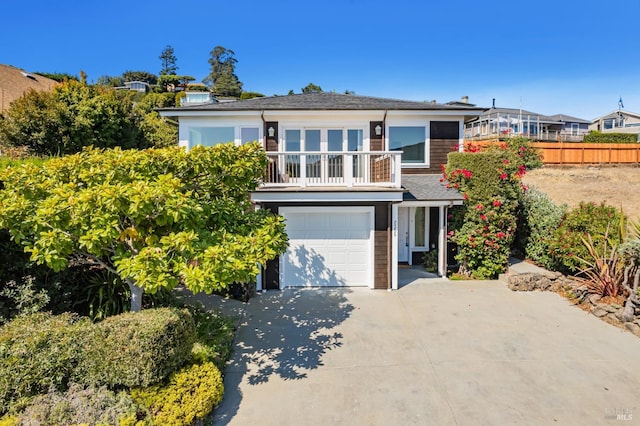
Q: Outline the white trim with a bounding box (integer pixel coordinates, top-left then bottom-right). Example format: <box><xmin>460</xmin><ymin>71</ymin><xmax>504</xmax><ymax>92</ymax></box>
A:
<box><xmin>279</xmin><ymin>206</ymin><xmax>375</xmax><ymax>289</ymax></box>
<box><xmin>400</xmin><ymin>200</ymin><xmax>464</xmax><ymax>207</ymax></box>
<box><xmin>250</xmin><ymin>190</ymin><xmax>403</xmax><ymax>203</ymax></box>
<box><xmin>391</xmin><ymin>204</ymin><xmax>399</xmax><ymax>290</ymax></box>
<box><xmin>438</xmin><ymin>206</ymin><xmax>446</xmax><ymax>276</ymax></box>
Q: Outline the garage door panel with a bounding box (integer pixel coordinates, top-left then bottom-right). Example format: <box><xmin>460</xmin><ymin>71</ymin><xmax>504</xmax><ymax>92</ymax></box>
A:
<box><xmin>281</xmin><ymin>208</ymin><xmax>372</xmax><ymax>287</ymax></box>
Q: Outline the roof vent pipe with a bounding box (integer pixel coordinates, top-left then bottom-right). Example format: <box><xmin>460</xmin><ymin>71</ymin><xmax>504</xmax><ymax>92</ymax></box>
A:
<box><xmin>492</xmin><ymin>98</ymin><xmax>496</xmax><ymax>109</ymax></box>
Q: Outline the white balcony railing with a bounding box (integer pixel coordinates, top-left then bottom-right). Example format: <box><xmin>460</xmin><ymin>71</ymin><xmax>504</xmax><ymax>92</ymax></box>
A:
<box><xmin>263</xmin><ymin>151</ymin><xmax>402</xmax><ymax>188</ymax></box>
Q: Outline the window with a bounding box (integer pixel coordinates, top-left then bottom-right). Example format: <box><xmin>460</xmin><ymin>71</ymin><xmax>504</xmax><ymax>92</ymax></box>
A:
<box><xmin>241</xmin><ymin>127</ymin><xmax>259</xmax><ymax>144</ymax></box>
<box><xmin>189</xmin><ymin>127</ymin><xmax>234</xmax><ymax>147</ymax></box>
<box><xmin>571</xmin><ymin>123</ymin><xmax>579</xmax><ymax>136</ymax></box>
<box><xmin>285</xmin><ymin>130</ymin><xmax>301</xmax><ymax>151</ymax></box>
<box><xmin>389</xmin><ymin>126</ymin><xmax>426</xmax><ymax>164</ymax></box>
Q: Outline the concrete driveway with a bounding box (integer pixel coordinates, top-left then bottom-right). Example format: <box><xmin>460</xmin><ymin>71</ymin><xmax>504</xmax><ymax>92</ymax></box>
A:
<box><xmin>212</xmin><ymin>278</ymin><xmax>640</xmax><ymax>425</ymax></box>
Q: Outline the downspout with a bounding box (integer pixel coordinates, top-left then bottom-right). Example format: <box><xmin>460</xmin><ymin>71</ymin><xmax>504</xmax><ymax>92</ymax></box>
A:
<box><xmin>260</xmin><ymin>110</ymin><xmax>266</xmax><ymax>149</ymax></box>
<box><xmin>388</xmin><ymin>202</ymin><xmax>392</xmax><ymax>290</ymax></box>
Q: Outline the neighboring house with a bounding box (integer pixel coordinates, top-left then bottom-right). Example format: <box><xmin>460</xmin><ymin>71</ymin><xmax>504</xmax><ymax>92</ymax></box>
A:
<box><xmin>180</xmin><ymin>91</ymin><xmax>216</xmax><ymax>106</ymax></box>
<box><xmin>465</xmin><ymin>107</ymin><xmax>590</xmax><ymax>141</ymax></box>
<box><xmin>115</xmin><ymin>81</ymin><xmax>151</xmax><ymax>93</ymax></box>
<box><xmin>590</xmin><ymin>110</ymin><xmax>640</xmax><ymax>135</ymax></box>
<box><xmin>0</xmin><ymin>64</ymin><xmax>57</xmax><ymax>112</ymax></box>
<box><xmin>159</xmin><ymin>92</ymin><xmax>483</xmax><ymax>290</ymax></box>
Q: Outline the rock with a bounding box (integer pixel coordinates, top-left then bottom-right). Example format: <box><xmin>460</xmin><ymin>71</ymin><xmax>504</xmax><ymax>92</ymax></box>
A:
<box><xmin>507</xmin><ymin>273</ymin><xmax>552</xmax><ymax>292</ymax></box>
<box><xmin>588</xmin><ymin>294</ymin><xmax>602</xmax><ymax>305</ymax></box>
<box><xmin>602</xmin><ymin>304</ymin><xmax>619</xmax><ymax>314</ymax></box>
<box><xmin>624</xmin><ymin>322</ymin><xmax>640</xmax><ymax>336</ymax></box>
<box><xmin>591</xmin><ymin>308</ymin><xmax>609</xmax><ymax>318</ymax></box>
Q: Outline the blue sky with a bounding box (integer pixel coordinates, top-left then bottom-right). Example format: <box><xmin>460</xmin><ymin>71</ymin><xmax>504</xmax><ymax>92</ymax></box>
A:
<box><xmin>4</xmin><ymin>0</ymin><xmax>639</xmax><ymax>120</ymax></box>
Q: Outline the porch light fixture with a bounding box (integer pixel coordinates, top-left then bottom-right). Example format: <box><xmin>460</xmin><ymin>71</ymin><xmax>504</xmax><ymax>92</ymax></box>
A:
<box><xmin>268</xmin><ymin>126</ymin><xmax>275</xmax><ymax>137</ymax></box>
<box><xmin>375</xmin><ymin>124</ymin><xmax>382</xmax><ymax>136</ymax></box>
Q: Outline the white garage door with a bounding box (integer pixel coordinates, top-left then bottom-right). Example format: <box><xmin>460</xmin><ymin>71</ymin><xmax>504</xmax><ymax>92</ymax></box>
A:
<box><xmin>280</xmin><ymin>207</ymin><xmax>373</xmax><ymax>287</ymax></box>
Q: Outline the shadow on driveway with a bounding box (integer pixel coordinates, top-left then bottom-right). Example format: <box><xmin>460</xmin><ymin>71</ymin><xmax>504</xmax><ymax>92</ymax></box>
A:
<box><xmin>213</xmin><ymin>288</ymin><xmax>354</xmax><ymax>425</ymax></box>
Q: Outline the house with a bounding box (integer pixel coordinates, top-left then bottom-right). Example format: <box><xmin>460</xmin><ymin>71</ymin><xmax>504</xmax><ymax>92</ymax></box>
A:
<box><xmin>0</xmin><ymin>64</ymin><xmax>57</xmax><ymax>112</ymax></box>
<box><xmin>180</xmin><ymin>91</ymin><xmax>216</xmax><ymax>106</ymax></box>
<box><xmin>590</xmin><ymin>109</ymin><xmax>640</xmax><ymax>135</ymax></box>
<box><xmin>465</xmin><ymin>107</ymin><xmax>590</xmax><ymax>142</ymax></box>
<box><xmin>115</xmin><ymin>81</ymin><xmax>151</xmax><ymax>93</ymax></box>
<box><xmin>159</xmin><ymin>92</ymin><xmax>483</xmax><ymax>290</ymax></box>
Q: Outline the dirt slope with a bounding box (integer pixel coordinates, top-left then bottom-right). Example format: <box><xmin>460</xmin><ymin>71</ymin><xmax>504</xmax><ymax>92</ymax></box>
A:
<box><xmin>522</xmin><ymin>166</ymin><xmax>640</xmax><ymax>221</ymax></box>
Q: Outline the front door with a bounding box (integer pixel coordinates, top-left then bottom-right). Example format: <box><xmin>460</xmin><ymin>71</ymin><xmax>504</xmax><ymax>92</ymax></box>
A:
<box><xmin>397</xmin><ymin>208</ymin><xmax>409</xmax><ymax>262</ymax></box>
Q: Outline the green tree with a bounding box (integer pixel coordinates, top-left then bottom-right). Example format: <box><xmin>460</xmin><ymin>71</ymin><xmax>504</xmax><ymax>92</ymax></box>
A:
<box><xmin>202</xmin><ymin>46</ymin><xmax>242</xmax><ymax>97</ymax></box>
<box><xmin>134</xmin><ymin>93</ymin><xmax>177</xmax><ymax>148</ymax></box>
<box><xmin>96</xmin><ymin>75</ymin><xmax>125</xmax><ymax>87</ymax></box>
<box><xmin>302</xmin><ymin>83</ymin><xmax>323</xmax><ymax>93</ymax></box>
<box><xmin>0</xmin><ymin>145</ymin><xmax>288</xmax><ymax>312</ymax></box>
<box><xmin>159</xmin><ymin>45</ymin><xmax>178</xmax><ymax>76</ymax></box>
<box><xmin>240</xmin><ymin>91</ymin><xmax>265</xmax><ymax>100</ymax></box>
<box><xmin>157</xmin><ymin>74</ymin><xmax>195</xmax><ymax>93</ymax></box>
<box><xmin>122</xmin><ymin>70</ymin><xmax>158</xmax><ymax>85</ymax></box>
<box><xmin>0</xmin><ymin>80</ymin><xmax>144</xmax><ymax>156</ymax></box>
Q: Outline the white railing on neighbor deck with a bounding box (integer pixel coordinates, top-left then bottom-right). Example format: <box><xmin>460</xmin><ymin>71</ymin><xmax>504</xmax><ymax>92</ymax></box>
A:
<box><xmin>263</xmin><ymin>151</ymin><xmax>402</xmax><ymax>188</ymax></box>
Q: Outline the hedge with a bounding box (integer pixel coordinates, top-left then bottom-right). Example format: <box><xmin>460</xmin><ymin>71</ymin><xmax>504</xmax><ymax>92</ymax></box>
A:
<box><xmin>583</xmin><ymin>131</ymin><xmax>638</xmax><ymax>143</ymax></box>
<box><xmin>0</xmin><ymin>312</ymin><xmax>92</xmax><ymax>414</ymax></box>
<box><xmin>131</xmin><ymin>362</ymin><xmax>224</xmax><ymax>426</ymax></box>
<box><xmin>77</xmin><ymin>307</ymin><xmax>196</xmax><ymax>388</ymax></box>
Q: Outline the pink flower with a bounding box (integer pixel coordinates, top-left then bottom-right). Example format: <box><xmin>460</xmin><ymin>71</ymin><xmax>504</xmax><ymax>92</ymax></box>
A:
<box><xmin>476</xmin><ymin>204</ymin><xmax>484</xmax><ymax>210</ymax></box>
<box><xmin>503</xmin><ymin>159</ymin><xmax>509</xmax><ymax>164</ymax></box>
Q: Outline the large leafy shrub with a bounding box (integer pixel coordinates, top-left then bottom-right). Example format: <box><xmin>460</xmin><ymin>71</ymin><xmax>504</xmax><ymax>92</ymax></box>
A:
<box><xmin>548</xmin><ymin>202</ymin><xmax>623</xmax><ymax>274</ymax></box>
<box><xmin>77</xmin><ymin>307</ymin><xmax>196</xmax><ymax>388</ymax></box>
<box><xmin>131</xmin><ymin>362</ymin><xmax>224</xmax><ymax>426</ymax></box>
<box><xmin>445</xmin><ymin>147</ymin><xmax>525</xmax><ymax>278</ymax></box>
<box><xmin>516</xmin><ymin>187</ymin><xmax>567</xmax><ymax>269</ymax></box>
<box><xmin>0</xmin><ymin>312</ymin><xmax>92</xmax><ymax>414</ymax></box>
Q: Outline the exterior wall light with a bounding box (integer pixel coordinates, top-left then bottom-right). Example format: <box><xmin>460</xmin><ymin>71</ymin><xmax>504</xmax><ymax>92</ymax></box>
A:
<box><xmin>375</xmin><ymin>124</ymin><xmax>382</xmax><ymax>136</ymax></box>
<box><xmin>268</xmin><ymin>126</ymin><xmax>275</xmax><ymax>137</ymax></box>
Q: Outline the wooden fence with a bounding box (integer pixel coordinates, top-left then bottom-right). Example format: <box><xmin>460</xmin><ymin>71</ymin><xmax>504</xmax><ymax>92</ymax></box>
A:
<box><xmin>465</xmin><ymin>141</ymin><xmax>640</xmax><ymax>165</ymax></box>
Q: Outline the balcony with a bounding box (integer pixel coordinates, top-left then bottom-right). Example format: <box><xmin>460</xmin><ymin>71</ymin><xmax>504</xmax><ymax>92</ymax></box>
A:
<box><xmin>263</xmin><ymin>151</ymin><xmax>402</xmax><ymax>188</ymax></box>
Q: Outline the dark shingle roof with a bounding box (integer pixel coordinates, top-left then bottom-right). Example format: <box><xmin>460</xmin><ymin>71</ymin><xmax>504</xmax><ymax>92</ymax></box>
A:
<box><xmin>160</xmin><ymin>92</ymin><xmax>483</xmax><ymax>113</ymax></box>
<box><xmin>402</xmin><ymin>174</ymin><xmax>464</xmax><ymax>202</ymax></box>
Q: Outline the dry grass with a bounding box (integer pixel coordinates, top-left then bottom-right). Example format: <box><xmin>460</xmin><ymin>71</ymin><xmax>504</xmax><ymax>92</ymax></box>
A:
<box><xmin>522</xmin><ymin>165</ymin><xmax>640</xmax><ymax>221</ymax></box>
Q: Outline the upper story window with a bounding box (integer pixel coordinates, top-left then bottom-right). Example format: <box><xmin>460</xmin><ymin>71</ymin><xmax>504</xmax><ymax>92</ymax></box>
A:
<box><xmin>241</xmin><ymin>127</ymin><xmax>260</xmax><ymax>144</ymax></box>
<box><xmin>188</xmin><ymin>126</ymin><xmax>260</xmax><ymax>148</ymax></box>
<box><xmin>389</xmin><ymin>126</ymin><xmax>426</xmax><ymax>164</ymax></box>
<box><xmin>189</xmin><ymin>127</ymin><xmax>234</xmax><ymax>147</ymax></box>
<box><xmin>284</xmin><ymin>128</ymin><xmax>364</xmax><ymax>152</ymax></box>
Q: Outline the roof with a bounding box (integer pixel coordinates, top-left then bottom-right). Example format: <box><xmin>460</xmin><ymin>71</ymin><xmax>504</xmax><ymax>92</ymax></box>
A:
<box><xmin>402</xmin><ymin>174</ymin><xmax>464</xmax><ymax>202</ymax></box>
<box><xmin>547</xmin><ymin>114</ymin><xmax>590</xmax><ymax>124</ymax></box>
<box><xmin>593</xmin><ymin>109</ymin><xmax>640</xmax><ymax>121</ymax></box>
<box><xmin>158</xmin><ymin>92</ymin><xmax>484</xmax><ymax>113</ymax></box>
<box><xmin>0</xmin><ymin>64</ymin><xmax>58</xmax><ymax>111</ymax></box>
<box><xmin>470</xmin><ymin>107</ymin><xmax>590</xmax><ymax>125</ymax></box>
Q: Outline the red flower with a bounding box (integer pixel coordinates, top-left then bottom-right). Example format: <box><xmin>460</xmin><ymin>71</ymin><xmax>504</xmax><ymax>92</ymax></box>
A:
<box><xmin>480</xmin><ymin>214</ymin><xmax>487</xmax><ymax>221</ymax></box>
<box><xmin>476</xmin><ymin>204</ymin><xmax>484</xmax><ymax>210</ymax></box>
<box><xmin>492</xmin><ymin>200</ymin><xmax>502</xmax><ymax>207</ymax></box>
<box><xmin>503</xmin><ymin>159</ymin><xmax>509</xmax><ymax>164</ymax></box>
<box><xmin>496</xmin><ymin>232</ymin><xmax>506</xmax><ymax>239</ymax></box>
<box><xmin>500</xmin><ymin>173</ymin><xmax>508</xmax><ymax>180</ymax></box>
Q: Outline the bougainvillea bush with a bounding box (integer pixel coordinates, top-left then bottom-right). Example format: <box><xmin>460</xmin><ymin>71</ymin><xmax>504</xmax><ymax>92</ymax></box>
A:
<box><xmin>445</xmin><ymin>138</ymin><xmax>541</xmax><ymax>279</ymax></box>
